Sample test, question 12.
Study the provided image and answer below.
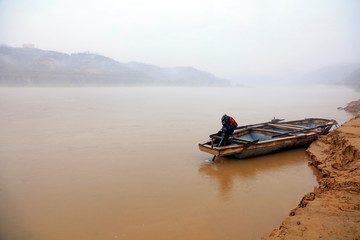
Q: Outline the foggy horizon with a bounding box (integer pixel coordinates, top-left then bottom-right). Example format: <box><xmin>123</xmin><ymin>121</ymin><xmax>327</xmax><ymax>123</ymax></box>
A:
<box><xmin>1</xmin><ymin>0</ymin><xmax>360</xmax><ymax>81</ymax></box>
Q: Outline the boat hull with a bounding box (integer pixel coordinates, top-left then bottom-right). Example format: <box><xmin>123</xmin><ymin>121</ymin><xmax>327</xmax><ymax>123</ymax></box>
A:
<box><xmin>229</xmin><ymin>135</ymin><xmax>316</xmax><ymax>159</ymax></box>
<box><xmin>199</xmin><ymin>134</ymin><xmax>318</xmax><ymax>159</ymax></box>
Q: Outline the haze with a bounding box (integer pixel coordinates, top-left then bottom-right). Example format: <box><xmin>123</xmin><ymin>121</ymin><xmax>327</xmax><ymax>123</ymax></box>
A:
<box><xmin>1</xmin><ymin>0</ymin><xmax>359</xmax><ymax>81</ymax></box>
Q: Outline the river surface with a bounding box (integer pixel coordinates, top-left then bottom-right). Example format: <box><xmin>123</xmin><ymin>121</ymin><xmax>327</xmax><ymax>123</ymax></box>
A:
<box><xmin>0</xmin><ymin>86</ymin><xmax>358</xmax><ymax>240</ymax></box>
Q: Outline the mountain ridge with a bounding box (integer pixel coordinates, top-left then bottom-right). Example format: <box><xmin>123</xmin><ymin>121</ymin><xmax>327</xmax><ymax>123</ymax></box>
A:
<box><xmin>0</xmin><ymin>45</ymin><xmax>229</xmax><ymax>86</ymax></box>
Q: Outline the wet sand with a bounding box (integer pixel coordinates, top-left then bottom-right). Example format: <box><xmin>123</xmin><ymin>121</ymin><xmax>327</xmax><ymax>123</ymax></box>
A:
<box><xmin>263</xmin><ymin>101</ymin><xmax>360</xmax><ymax>239</ymax></box>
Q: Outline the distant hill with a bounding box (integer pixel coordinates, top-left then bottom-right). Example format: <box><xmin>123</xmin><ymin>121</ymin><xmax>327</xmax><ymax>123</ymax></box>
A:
<box><xmin>342</xmin><ymin>67</ymin><xmax>360</xmax><ymax>88</ymax></box>
<box><xmin>300</xmin><ymin>64</ymin><xmax>360</xmax><ymax>85</ymax></box>
<box><xmin>0</xmin><ymin>45</ymin><xmax>228</xmax><ymax>86</ymax></box>
<box><xmin>229</xmin><ymin>64</ymin><xmax>360</xmax><ymax>87</ymax></box>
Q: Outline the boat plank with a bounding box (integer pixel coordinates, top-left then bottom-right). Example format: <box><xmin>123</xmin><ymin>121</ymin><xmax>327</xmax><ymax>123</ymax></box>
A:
<box><xmin>211</xmin><ymin>135</ymin><xmax>258</xmax><ymax>144</ymax></box>
<box><xmin>251</xmin><ymin>128</ymin><xmax>288</xmax><ymax>135</ymax></box>
<box><xmin>229</xmin><ymin>137</ymin><xmax>259</xmax><ymax>145</ymax></box>
<box><xmin>267</xmin><ymin>123</ymin><xmax>306</xmax><ymax>130</ymax></box>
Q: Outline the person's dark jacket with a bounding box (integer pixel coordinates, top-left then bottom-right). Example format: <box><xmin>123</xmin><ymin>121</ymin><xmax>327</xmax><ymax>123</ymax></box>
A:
<box><xmin>218</xmin><ymin>115</ymin><xmax>238</xmax><ymax>136</ymax></box>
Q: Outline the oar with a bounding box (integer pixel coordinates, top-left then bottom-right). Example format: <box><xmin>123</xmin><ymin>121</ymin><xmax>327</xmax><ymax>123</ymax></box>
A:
<box><xmin>271</xmin><ymin>124</ymin><xmax>326</xmax><ymax>138</ymax></box>
<box><xmin>212</xmin><ymin>135</ymin><xmax>225</xmax><ymax>161</ymax></box>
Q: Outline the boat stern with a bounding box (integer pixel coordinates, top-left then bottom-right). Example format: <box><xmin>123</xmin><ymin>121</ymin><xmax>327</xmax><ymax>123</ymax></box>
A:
<box><xmin>198</xmin><ymin>142</ymin><xmax>220</xmax><ymax>156</ymax></box>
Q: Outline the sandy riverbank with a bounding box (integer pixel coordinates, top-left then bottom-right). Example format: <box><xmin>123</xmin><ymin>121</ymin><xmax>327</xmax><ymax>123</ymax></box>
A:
<box><xmin>263</xmin><ymin>102</ymin><xmax>360</xmax><ymax>239</ymax></box>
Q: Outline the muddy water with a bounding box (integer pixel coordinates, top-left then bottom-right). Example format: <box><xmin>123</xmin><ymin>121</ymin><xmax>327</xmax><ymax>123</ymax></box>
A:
<box><xmin>0</xmin><ymin>86</ymin><xmax>357</xmax><ymax>240</ymax></box>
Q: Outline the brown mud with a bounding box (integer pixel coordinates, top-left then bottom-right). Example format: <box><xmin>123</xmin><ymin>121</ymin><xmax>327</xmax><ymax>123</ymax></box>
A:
<box><xmin>263</xmin><ymin>105</ymin><xmax>360</xmax><ymax>239</ymax></box>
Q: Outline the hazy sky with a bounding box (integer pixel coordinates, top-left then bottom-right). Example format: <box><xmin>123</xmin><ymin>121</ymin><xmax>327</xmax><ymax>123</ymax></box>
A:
<box><xmin>0</xmin><ymin>0</ymin><xmax>359</xmax><ymax>79</ymax></box>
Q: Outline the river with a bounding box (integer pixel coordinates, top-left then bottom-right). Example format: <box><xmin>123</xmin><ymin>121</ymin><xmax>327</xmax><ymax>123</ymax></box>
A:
<box><xmin>0</xmin><ymin>86</ymin><xmax>357</xmax><ymax>240</ymax></box>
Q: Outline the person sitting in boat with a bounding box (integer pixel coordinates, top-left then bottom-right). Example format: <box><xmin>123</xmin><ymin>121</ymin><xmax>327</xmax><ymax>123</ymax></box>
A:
<box><xmin>218</xmin><ymin>114</ymin><xmax>238</xmax><ymax>142</ymax></box>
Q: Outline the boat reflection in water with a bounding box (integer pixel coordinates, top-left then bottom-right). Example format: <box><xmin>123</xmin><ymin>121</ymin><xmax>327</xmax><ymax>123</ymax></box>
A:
<box><xmin>198</xmin><ymin>147</ymin><xmax>319</xmax><ymax>200</ymax></box>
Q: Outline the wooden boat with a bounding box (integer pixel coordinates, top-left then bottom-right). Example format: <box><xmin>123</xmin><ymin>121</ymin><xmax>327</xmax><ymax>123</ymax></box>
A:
<box><xmin>198</xmin><ymin>118</ymin><xmax>338</xmax><ymax>159</ymax></box>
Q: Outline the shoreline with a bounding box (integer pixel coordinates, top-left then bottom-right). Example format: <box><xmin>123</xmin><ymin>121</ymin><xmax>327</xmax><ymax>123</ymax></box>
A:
<box><xmin>263</xmin><ymin>101</ymin><xmax>360</xmax><ymax>239</ymax></box>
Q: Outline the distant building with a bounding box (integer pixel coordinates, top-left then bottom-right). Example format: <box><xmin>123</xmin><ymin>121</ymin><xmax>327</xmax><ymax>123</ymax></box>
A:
<box><xmin>22</xmin><ymin>44</ymin><xmax>35</xmax><ymax>48</ymax></box>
